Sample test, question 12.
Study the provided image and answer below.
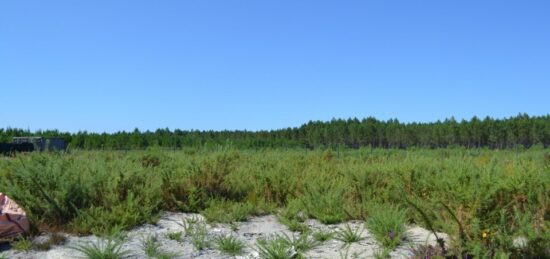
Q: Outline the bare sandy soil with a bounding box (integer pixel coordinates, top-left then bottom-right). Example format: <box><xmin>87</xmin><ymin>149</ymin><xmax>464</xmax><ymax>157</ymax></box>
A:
<box><xmin>1</xmin><ymin>212</ymin><xmax>448</xmax><ymax>259</ymax></box>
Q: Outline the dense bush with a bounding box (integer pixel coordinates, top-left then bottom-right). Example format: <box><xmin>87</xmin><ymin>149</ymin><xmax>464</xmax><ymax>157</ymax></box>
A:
<box><xmin>0</xmin><ymin>147</ymin><xmax>548</xmax><ymax>257</ymax></box>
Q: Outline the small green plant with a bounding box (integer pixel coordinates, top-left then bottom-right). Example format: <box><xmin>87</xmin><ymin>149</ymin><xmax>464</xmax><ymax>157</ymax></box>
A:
<box><xmin>312</xmin><ymin>230</ymin><xmax>333</xmax><ymax>242</ymax></box>
<box><xmin>366</xmin><ymin>205</ymin><xmax>407</xmax><ymax>250</ymax></box>
<box><xmin>140</xmin><ymin>235</ymin><xmax>178</xmax><ymax>259</ymax></box>
<box><xmin>181</xmin><ymin>216</ymin><xmax>200</xmax><ymax>236</ymax></box>
<box><xmin>71</xmin><ymin>238</ymin><xmax>130</xmax><ymax>259</ymax></box>
<box><xmin>189</xmin><ymin>223</ymin><xmax>211</xmax><ymax>250</ymax></box>
<box><xmin>256</xmin><ymin>236</ymin><xmax>296</xmax><ymax>259</ymax></box>
<box><xmin>10</xmin><ymin>236</ymin><xmax>33</xmax><ymax>251</ymax></box>
<box><xmin>334</xmin><ymin>224</ymin><xmax>364</xmax><ymax>245</ymax></box>
<box><xmin>280</xmin><ymin>233</ymin><xmax>320</xmax><ymax>253</ymax></box>
<box><xmin>202</xmin><ymin>200</ymin><xmax>254</xmax><ymax>223</ymax></box>
<box><xmin>280</xmin><ymin>217</ymin><xmax>310</xmax><ymax>233</ymax></box>
<box><xmin>214</xmin><ymin>234</ymin><xmax>245</xmax><ymax>256</ymax></box>
<box><xmin>141</xmin><ymin>235</ymin><xmax>162</xmax><ymax>257</ymax></box>
<box><xmin>0</xmin><ymin>253</ymin><xmax>7</xmax><ymax>259</ymax></box>
<box><xmin>373</xmin><ymin>248</ymin><xmax>391</xmax><ymax>259</ymax></box>
<box><xmin>165</xmin><ymin>231</ymin><xmax>183</xmax><ymax>242</ymax></box>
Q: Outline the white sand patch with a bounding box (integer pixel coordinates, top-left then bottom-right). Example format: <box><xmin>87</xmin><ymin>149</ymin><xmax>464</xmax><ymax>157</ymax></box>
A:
<box><xmin>0</xmin><ymin>212</ymin><xmax>448</xmax><ymax>259</ymax></box>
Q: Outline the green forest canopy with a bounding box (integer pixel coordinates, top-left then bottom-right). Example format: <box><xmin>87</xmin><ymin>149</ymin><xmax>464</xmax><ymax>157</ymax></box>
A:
<box><xmin>1</xmin><ymin>114</ymin><xmax>549</xmax><ymax>149</ymax></box>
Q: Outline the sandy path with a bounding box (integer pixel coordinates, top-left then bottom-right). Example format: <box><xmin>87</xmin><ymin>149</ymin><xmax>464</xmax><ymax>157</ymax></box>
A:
<box><xmin>1</xmin><ymin>212</ymin><xmax>448</xmax><ymax>259</ymax></box>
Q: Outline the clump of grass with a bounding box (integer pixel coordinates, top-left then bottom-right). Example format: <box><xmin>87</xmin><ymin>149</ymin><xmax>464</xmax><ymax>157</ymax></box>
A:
<box><xmin>255</xmin><ymin>232</ymin><xmax>319</xmax><ymax>259</ymax></box>
<box><xmin>188</xmin><ymin>223</ymin><xmax>211</xmax><ymax>250</ymax></box>
<box><xmin>140</xmin><ymin>235</ymin><xmax>178</xmax><ymax>259</ymax></box>
<box><xmin>334</xmin><ymin>224</ymin><xmax>364</xmax><ymax>245</ymax></box>
<box><xmin>312</xmin><ymin>230</ymin><xmax>333</xmax><ymax>242</ymax></box>
<box><xmin>141</xmin><ymin>235</ymin><xmax>162</xmax><ymax>257</ymax></box>
<box><xmin>214</xmin><ymin>234</ymin><xmax>245</xmax><ymax>256</ymax></box>
<box><xmin>0</xmin><ymin>253</ymin><xmax>7</xmax><ymax>259</ymax></box>
<box><xmin>373</xmin><ymin>248</ymin><xmax>391</xmax><ymax>259</ymax></box>
<box><xmin>71</xmin><ymin>238</ymin><xmax>130</xmax><ymax>259</ymax></box>
<box><xmin>202</xmin><ymin>200</ymin><xmax>254</xmax><ymax>223</ymax></box>
<box><xmin>165</xmin><ymin>231</ymin><xmax>183</xmax><ymax>242</ymax></box>
<box><xmin>280</xmin><ymin>233</ymin><xmax>320</xmax><ymax>253</ymax></box>
<box><xmin>279</xmin><ymin>217</ymin><xmax>310</xmax><ymax>233</ymax></box>
<box><xmin>366</xmin><ymin>204</ymin><xmax>407</xmax><ymax>250</ymax></box>
<box><xmin>301</xmin><ymin>182</ymin><xmax>348</xmax><ymax>224</ymax></box>
<box><xmin>256</xmin><ymin>236</ymin><xmax>296</xmax><ymax>259</ymax></box>
<box><xmin>10</xmin><ymin>236</ymin><xmax>33</xmax><ymax>251</ymax></box>
<box><xmin>180</xmin><ymin>215</ymin><xmax>211</xmax><ymax>250</ymax></box>
<box><xmin>181</xmin><ymin>216</ymin><xmax>201</xmax><ymax>236</ymax></box>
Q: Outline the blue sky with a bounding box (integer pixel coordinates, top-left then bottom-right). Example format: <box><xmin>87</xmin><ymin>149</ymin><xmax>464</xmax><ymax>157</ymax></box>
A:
<box><xmin>1</xmin><ymin>1</ymin><xmax>549</xmax><ymax>132</ymax></box>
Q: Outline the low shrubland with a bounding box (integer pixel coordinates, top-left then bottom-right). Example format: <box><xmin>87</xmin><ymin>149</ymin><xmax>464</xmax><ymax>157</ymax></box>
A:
<box><xmin>0</xmin><ymin>147</ymin><xmax>548</xmax><ymax>257</ymax></box>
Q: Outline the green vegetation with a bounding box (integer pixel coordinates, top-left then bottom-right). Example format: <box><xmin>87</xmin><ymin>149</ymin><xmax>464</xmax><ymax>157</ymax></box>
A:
<box><xmin>71</xmin><ymin>239</ymin><xmax>129</xmax><ymax>259</ymax></box>
<box><xmin>279</xmin><ymin>217</ymin><xmax>310</xmax><ymax>233</ymax></box>
<box><xmin>10</xmin><ymin>236</ymin><xmax>33</xmax><ymax>251</ymax></box>
<box><xmin>312</xmin><ymin>230</ymin><xmax>333</xmax><ymax>242</ymax></box>
<box><xmin>0</xmin><ymin>147</ymin><xmax>548</xmax><ymax>257</ymax></box>
<box><xmin>140</xmin><ymin>235</ymin><xmax>178</xmax><ymax>259</ymax></box>
<box><xmin>188</xmin><ymin>223</ymin><xmax>210</xmax><ymax>251</ymax></box>
<box><xmin>1</xmin><ymin>114</ymin><xmax>549</xmax><ymax>149</ymax></box>
<box><xmin>256</xmin><ymin>233</ymin><xmax>320</xmax><ymax>258</ymax></box>
<box><xmin>213</xmin><ymin>234</ymin><xmax>245</xmax><ymax>256</ymax></box>
<box><xmin>256</xmin><ymin>235</ymin><xmax>297</xmax><ymax>259</ymax></box>
<box><xmin>334</xmin><ymin>224</ymin><xmax>364</xmax><ymax>245</ymax></box>
<box><xmin>365</xmin><ymin>204</ymin><xmax>407</xmax><ymax>249</ymax></box>
<box><xmin>165</xmin><ymin>232</ymin><xmax>183</xmax><ymax>242</ymax></box>
<box><xmin>201</xmin><ymin>199</ymin><xmax>255</xmax><ymax>223</ymax></box>
<box><xmin>280</xmin><ymin>233</ymin><xmax>321</xmax><ymax>254</ymax></box>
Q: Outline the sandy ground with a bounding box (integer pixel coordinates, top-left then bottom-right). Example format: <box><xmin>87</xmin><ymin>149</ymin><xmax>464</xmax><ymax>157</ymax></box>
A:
<box><xmin>0</xmin><ymin>212</ymin><xmax>448</xmax><ymax>259</ymax></box>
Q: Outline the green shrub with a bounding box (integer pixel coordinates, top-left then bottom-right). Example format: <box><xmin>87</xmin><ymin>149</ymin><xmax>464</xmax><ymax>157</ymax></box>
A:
<box><xmin>214</xmin><ymin>234</ymin><xmax>245</xmax><ymax>256</ymax></box>
<box><xmin>366</xmin><ymin>204</ymin><xmax>407</xmax><ymax>250</ymax></box>
<box><xmin>0</xmin><ymin>148</ymin><xmax>548</xmax><ymax>257</ymax></box>
<box><xmin>201</xmin><ymin>199</ymin><xmax>254</xmax><ymax>223</ymax></box>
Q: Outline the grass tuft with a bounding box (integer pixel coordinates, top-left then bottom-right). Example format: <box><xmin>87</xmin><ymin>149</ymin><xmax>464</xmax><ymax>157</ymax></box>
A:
<box><xmin>312</xmin><ymin>230</ymin><xmax>333</xmax><ymax>242</ymax></box>
<box><xmin>256</xmin><ymin>236</ymin><xmax>296</xmax><ymax>259</ymax></box>
<box><xmin>214</xmin><ymin>234</ymin><xmax>245</xmax><ymax>256</ymax></box>
<box><xmin>71</xmin><ymin>238</ymin><xmax>130</xmax><ymax>259</ymax></box>
<box><xmin>10</xmin><ymin>236</ymin><xmax>33</xmax><ymax>251</ymax></box>
<box><xmin>366</xmin><ymin>204</ymin><xmax>407</xmax><ymax>250</ymax></box>
<box><xmin>334</xmin><ymin>224</ymin><xmax>364</xmax><ymax>245</ymax></box>
<box><xmin>140</xmin><ymin>235</ymin><xmax>178</xmax><ymax>259</ymax></box>
<box><xmin>188</xmin><ymin>223</ymin><xmax>211</xmax><ymax>251</ymax></box>
<box><xmin>165</xmin><ymin>232</ymin><xmax>183</xmax><ymax>242</ymax></box>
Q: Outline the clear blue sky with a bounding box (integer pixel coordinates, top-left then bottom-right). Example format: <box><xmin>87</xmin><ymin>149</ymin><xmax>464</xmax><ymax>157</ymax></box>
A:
<box><xmin>1</xmin><ymin>1</ymin><xmax>549</xmax><ymax>133</ymax></box>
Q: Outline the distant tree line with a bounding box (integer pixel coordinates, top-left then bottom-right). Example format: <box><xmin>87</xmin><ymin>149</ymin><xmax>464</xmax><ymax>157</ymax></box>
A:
<box><xmin>1</xmin><ymin>114</ymin><xmax>549</xmax><ymax>149</ymax></box>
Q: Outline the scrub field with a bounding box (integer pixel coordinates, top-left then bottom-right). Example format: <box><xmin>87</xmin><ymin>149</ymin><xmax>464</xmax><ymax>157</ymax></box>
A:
<box><xmin>0</xmin><ymin>148</ymin><xmax>548</xmax><ymax>258</ymax></box>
